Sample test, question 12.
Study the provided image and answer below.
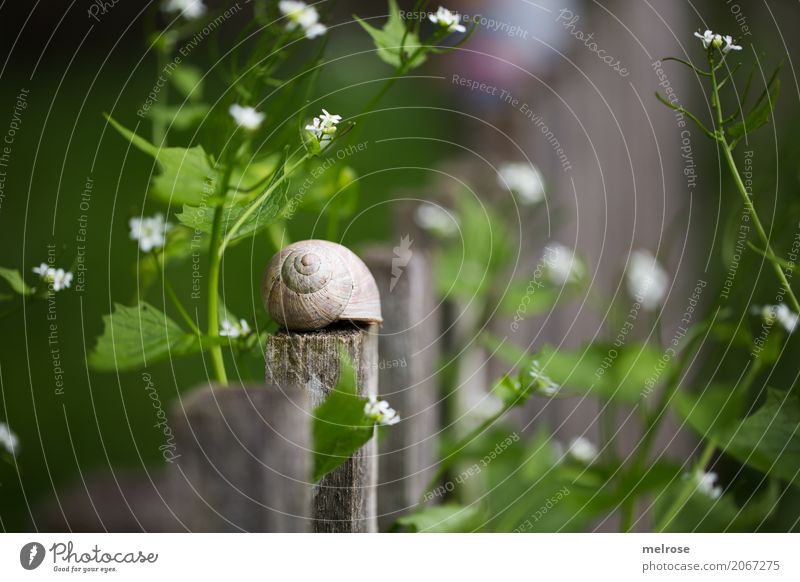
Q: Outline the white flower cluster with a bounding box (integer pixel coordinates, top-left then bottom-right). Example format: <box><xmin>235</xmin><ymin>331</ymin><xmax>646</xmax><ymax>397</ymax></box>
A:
<box><xmin>279</xmin><ymin>1</ymin><xmax>327</xmax><ymax>39</ymax></box>
<box><xmin>693</xmin><ymin>470</ymin><xmax>723</xmax><ymax>499</ymax></box>
<box><xmin>163</xmin><ymin>0</ymin><xmax>206</xmax><ymax>20</ymax></box>
<box><xmin>429</xmin><ymin>6</ymin><xmax>466</xmax><ymax>33</ymax></box>
<box><xmin>364</xmin><ymin>396</ymin><xmax>400</xmax><ymax>426</ymax></box>
<box><xmin>229</xmin><ymin>104</ymin><xmax>265</xmax><ymax>130</ymax></box>
<box><xmin>543</xmin><ymin>243</ymin><xmax>584</xmax><ymax>285</ymax></box>
<box><xmin>567</xmin><ymin>436</ymin><xmax>598</xmax><ymax>463</ymax></box>
<box><xmin>497</xmin><ymin>162</ymin><xmax>545</xmax><ymax>205</ymax></box>
<box><xmin>129</xmin><ymin>213</ymin><xmax>172</xmax><ymax>253</ymax></box>
<box><xmin>694</xmin><ymin>30</ymin><xmax>741</xmax><ymax>54</ymax></box>
<box><xmin>219</xmin><ymin>318</ymin><xmax>252</xmax><ymax>338</ymax></box>
<box><xmin>753</xmin><ymin>303</ymin><xmax>798</xmax><ymax>334</ymax></box>
<box><xmin>0</xmin><ymin>422</ymin><xmax>19</xmax><ymax>455</ymax></box>
<box><xmin>32</xmin><ymin>263</ymin><xmax>73</xmax><ymax>292</ymax></box>
<box><xmin>305</xmin><ymin>108</ymin><xmax>342</xmax><ymax>149</ymax></box>
<box><xmin>626</xmin><ymin>250</ymin><xmax>668</xmax><ymax>311</ymax></box>
<box><xmin>414</xmin><ymin>204</ymin><xmax>459</xmax><ymax>237</ymax></box>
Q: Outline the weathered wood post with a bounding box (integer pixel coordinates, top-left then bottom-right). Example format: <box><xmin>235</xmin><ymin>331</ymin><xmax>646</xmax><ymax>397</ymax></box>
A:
<box><xmin>265</xmin><ymin>324</ymin><xmax>379</xmax><ymax>532</ymax></box>
<box><xmin>363</xmin><ymin>246</ymin><xmax>441</xmax><ymax>528</ymax></box>
<box><xmin>168</xmin><ymin>381</ymin><xmax>312</xmax><ymax>532</ymax></box>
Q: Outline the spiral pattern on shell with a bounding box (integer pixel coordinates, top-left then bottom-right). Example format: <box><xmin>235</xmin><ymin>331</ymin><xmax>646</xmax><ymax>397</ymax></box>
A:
<box><xmin>262</xmin><ymin>240</ymin><xmax>382</xmax><ymax>331</ymax></box>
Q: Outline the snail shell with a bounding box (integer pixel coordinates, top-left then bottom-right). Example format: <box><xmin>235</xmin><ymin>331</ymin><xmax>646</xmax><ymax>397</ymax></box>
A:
<box><xmin>262</xmin><ymin>240</ymin><xmax>383</xmax><ymax>331</ymax></box>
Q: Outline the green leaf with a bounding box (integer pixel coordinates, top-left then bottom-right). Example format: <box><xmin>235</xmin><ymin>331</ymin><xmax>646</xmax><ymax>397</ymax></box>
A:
<box><xmin>355</xmin><ymin>0</ymin><xmax>426</xmax><ymax>69</ymax></box>
<box><xmin>395</xmin><ymin>504</ymin><xmax>485</xmax><ymax>532</ymax></box>
<box><xmin>105</xmin><ymin>114</ymin><xmax>219</xmax><ymax>205</ymax></box>
<box><xmin>654</xmin><ymin>476</ymin><xmax>779</xmax><ymax>532</ymax></box>
<box><xmin>177</xmin><ymin>181</ymin><xmax>290</xmax><ymax>243</ymax></box>
<box><xmin>312</xmin><ymin>351</ymin><xmax>374</xmax><ymax>482</ymax></box>
<box><xmin>728</xmin><ymin>76</ymin><xmax>781</xmax><ymax>140</ymax></box>
<box><xmin>147</xmin><ymin>104</ymin><xmax>211</xmax><ymax>131</ymax></box>
<box><xmin>678</xmin><ymin>386</ymin><xmax>800</xmax><ymax>486</ymax></box>
<box><xmin>535</xmin><ymin>342</ymin><xmax>666</xmax><ymax>403</ymax></box>
<box><xmin>89</xmin><ymin>302</ymin><xmax>200</xmax><ymax>372</ymax></box>
<box><xmin>169</xmin><ymin>65</ymin><xmax>203</xmax><ymax>100</ymax></box>
<box><xmin>0</xmin><ymin>267</ymin><xmax>33</xmax><ymax>296</ymax></box>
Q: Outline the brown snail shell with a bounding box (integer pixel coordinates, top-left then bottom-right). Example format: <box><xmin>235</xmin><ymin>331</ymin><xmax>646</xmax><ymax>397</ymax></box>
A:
<box><xmin>262</xmin><ymin>240</ymin><xmax>383</xmax><ymax>331</ymax></box>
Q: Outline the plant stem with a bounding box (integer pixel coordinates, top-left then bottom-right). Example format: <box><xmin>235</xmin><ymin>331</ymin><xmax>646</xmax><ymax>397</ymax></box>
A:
<box><xmin>417</xmin><ymin>402</ymin><xmax>514</xmax><ymax>507</ymax></box>
<box><xmin>709</xmin><ymin>55</ymin><xmax>800</xmax><ymax>313</ymax></box>
<box><xmin>654</xmin><ymin>358</ymin><xmax>762</xmax><ymax>532</ymax></box>
<box><xmin>151</xmin><ymin>252</ymin><xmax>202</xmax><ymax>336</ymax></box>
<box><xmin>654</xmin><ymin>439</ymin><xmax>717</xmax><ymax>532</ymax></box>
<box><xmin>207</xmin><ymin>162</ymin><xmax>235</xmax><ymax>385</ymax></box>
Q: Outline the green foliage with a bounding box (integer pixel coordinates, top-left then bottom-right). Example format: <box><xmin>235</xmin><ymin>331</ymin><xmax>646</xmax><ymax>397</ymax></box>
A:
<box><xmin>679</xmin><ymin>386</ymin><xmax>800</xmax><ymax>485</ymax></box>
<box><xmin>355</xmin><ymin>0</ymin><xmax>426</xmax><ymax>70</ymax></box>
<box><xmin>728</xmin><ymin>63</ymin><xmax>782</xmax><ymax>141</ymax></box>
<box><xmin>312</xmin><ymin>350</ymin><xmax>374</xmax><ymax>482</ymax></box>
<box><xmin>529</xmin><ymin>342</ymin><xmax>665</xmax><ymax>404</ymax></box>
<box><xmin>0</xmin><ymin>267</ymin><xmax>34</xmax><ymax>296</ymax></box>
<box><xmin>654</xmin><ymin>477</ymin><xmax>779</xmax><ymax>532</ymax></box>
<box><xmin>395</xmin><ymin>504</ymin><xmax>485</xmax><ymax>532</ymax></box>
<box><xmin>88</xmin><ymin>302</ymin><xmax>200</xmax><ymax>372</ymax></box>
<box><xmin>105</xmin><ymin>114</ymin><xmax>219</xmax><ymax>205</ymax></box>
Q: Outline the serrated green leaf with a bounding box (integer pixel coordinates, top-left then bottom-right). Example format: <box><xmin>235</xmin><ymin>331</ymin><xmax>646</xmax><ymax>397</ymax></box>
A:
<box><xmin>0</xmin><ymin>267</ymin><xmax>34</xmax><ymax>296</ymax></box>
<box><xmin>312</xmin><ymin>351</ymin><xmax>374</xmax><ymax>482</ymax></box>
<box><xmin>105</xmin><ymin>114</ymin><xmax>219</xmax><ymax>205</ymax></box>
<box><xmin>177</xmin><ymin>181</ymin><xmax>290</xmax><ymax>242</ymax></box>
<box><xmin>678</xmin><ymin>386</ymin><xmax>800</xmax><ymax>486</ymax></box>
<box><xmin>89</xmin><ymin>302</ymin><xmax>199</xmax><ymax>372</ymax></box>
<box><xmin>355</xmin><ymin>0</ymin><xmax>426</xmax><ymax>69</ymax></box>
<box><xmin>395</xmin><ymin>504</ymin><xmax>485</xmax><ymax>532</ymax></box>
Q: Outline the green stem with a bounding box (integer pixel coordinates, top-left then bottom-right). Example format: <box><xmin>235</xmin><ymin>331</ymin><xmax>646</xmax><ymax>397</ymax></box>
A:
<box><xmin>151</xmin><ymin>252</ymin><xmax>201</xmax><ymax>336</ymax></box>
<box><xmin>709</xmin><ymin>54</ymin><xmax>800</xmax><ymax>313</ymax></box>
<box><xmin>417</xmin><ymin>402</ymin><xmax>513</xmax><ymax>507</ymax></box>
<box><xmin>655</xmin><ymin>439</ymin><xmax>717</xmax><ymax>532</ymax></box>
<box><xmin>217</xmin><ymin>154</ymin><xmax>308</xmax><ymax>259</ymax></box>
<box><xmin>207</xmin><ymin>162</ymin><xmax>235</xmax><ymax>386</ymax></box>
<box><xmin>655</xmin><ymin>358</ymin><xmax>762</xmax><ymax>532</ymax></box>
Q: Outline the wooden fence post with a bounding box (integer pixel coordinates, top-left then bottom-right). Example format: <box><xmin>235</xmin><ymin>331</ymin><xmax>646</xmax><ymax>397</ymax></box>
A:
<box><xmin>168</xmin><ymin>381</ymin><xmax>312</xmax><ymax>532</ymax></box>
<box><xmin>265</xmin><ymin>323</ymin><xmax>379</xmax><ymax>532</ymax></box>
<box><xmin>363</xmin><ymin>246</ymin><xmax>441</xmax><ymax>528</ymax></box>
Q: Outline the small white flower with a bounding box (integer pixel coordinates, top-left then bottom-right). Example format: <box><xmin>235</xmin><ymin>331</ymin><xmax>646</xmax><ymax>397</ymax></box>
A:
<box><xmin>364</xmin><ymin>396</ymin><xmax>400</xmax><ymax>426</ymax></box>
<box><xmin>693</xmin><ymin>470</ymin><xmax>723</xmax><ymax>499</ymax></box>
<box><xmin>694</xmin><ymin>29</ymin><xmax>716</xmax><ymax>49</ymax></box>
<box><xmin>279</xmin><ymin>1</ymin><xmax>327</xmax><ymax>38</ymax></box>
<box><xmin>626</xmin><ymin>250</ymin><xmax>669</xmax><ymax>310</ymax></box>
<box><xmin>755</xmin><ymin>304</ymin><xmax>798</xmax><ymax>334</ymax></box>
<box><xmin>414</xmin><ymin>204</ymin><xmax>458</xmax><ymax>236</ymax></box>
<box><xmin>219</xmin><ymin>318</ymin><xmax>252</xmax><ymax>339</ymax></box>
<box><xmin>305</xmin><ymin>22</ymin><xmax>327</xmax><ymax>39</ymax></box>
<box><xmin>305</xmin><ymin>108</ymin><xmax>342</xmax><ymax>148</ymax></box>
<box><xmin>0</xmin><ymin>422</ymin><xmax>19</xmax><ymax>455</ymax></box>
<box><xmin>50</xmin><ymin>269</ymin><xmax>73</xmax><ymax>292</ymax></box>
<box><xmin>694</xmin><ymin>29</ymin><xmax>741</xmax><ymax>54</ymax></box>
<box><xmin>229</xmin><ymin>104</ymin><xmax>265</xmax><ymax>130</ymax></box>
<box><xmin>497</xmin><ymin>162</ymin><xmax>545</xmax><ymax>205</ymax></box>
<box><xmin>32</xmin><ymin>263</ymin><xmax>50</xmax><ymax>277</ymax></box>
<box><xmin>721</xmin><ymin>35</ymin><xmax>742</xmax><ymax>53</ymax></box>
<box><xmin>428</xmin><ymin>6</ymin><xmax>466</xmax><ymax>33</ymax></box>
<box><xmin>163</xmin><ymin>0</ymin><xmax>206</xmax><ymax>20</ymax></box>
<box><xmin>32</xmin><ymin>263</ymin><xmax>73</xmax><ymax>292</ymax></box>
<box><xmin>567</xmin><ymin>436</ymin><xmax>597</xmax><ymax>463</ymax></box>
<box><xmin>543</xmin><ymin>243</ymin><xmax>583</xmax><ymax>285</ymax></box>
<box><xmin>129</xmin><ymin>213</ymin><xmax>172</xmax><ymax>253</ymax></box>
